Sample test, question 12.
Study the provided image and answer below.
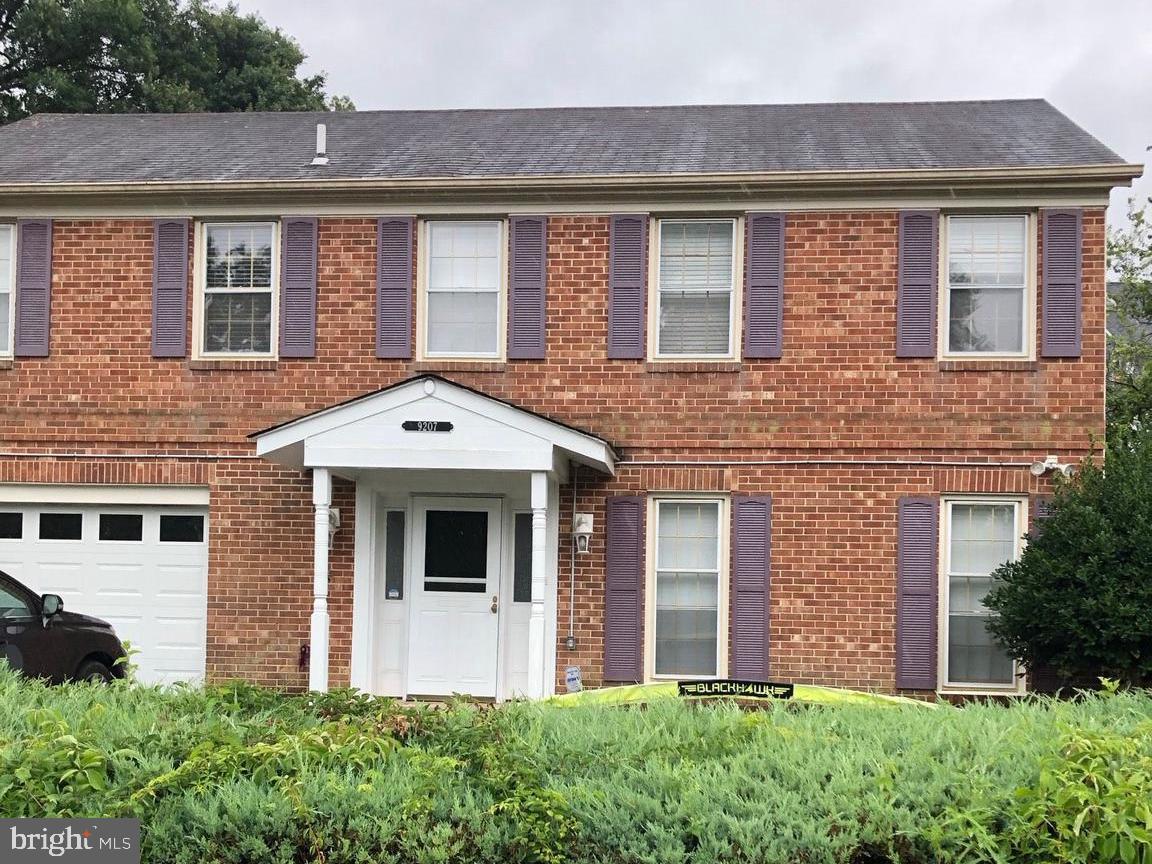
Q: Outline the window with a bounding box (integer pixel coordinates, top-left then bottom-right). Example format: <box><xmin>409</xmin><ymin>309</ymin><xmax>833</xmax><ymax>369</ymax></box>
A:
<box><xmin>654</xmin><ymin>220</ymin><xmax>737</xmax><ymax>358</ymax></box>
<box><xmin>198</xmin><ymin>222</ymin><xmax>276</xmax><ymax>356</ymax></box>
<box><xmin>649</xmin><ymin>499</ymin><xmax>727</xmax><ymax>678</ymax></box>
<box><xmin>942</xmin><ymin>499</ymin><xmax>1025</xmax><ymax>690</ymax></box>
<box><xmin>39</xmin><ymin>512</ymin><xmax>82</xmax><ymax>541</ymax></box>
<box><xmin>0</xmin><ymin>512</ymin><xmax>21</xmax><ymax>539</ymax></box>
<box><xmin>0</xmin><ymin>582</ymin><xmax>31</xmax><ymax>619</ymax></box>
<box><xmin>423</xmin><ymin>220</ymin><xmax>503</xmax><ymax>358</ymax></box>
<box><xmin>945</xmin><ymin>215</ymin><xmax>1030</xmax><ymax>356</ymax></box>
<box><xmin>98</xmin><ymin>513</ymin><xmax>143</xmax><ymax>542</ymax></box>
<box><xmin>0</xmin><ymin>224</ymin><xmax>13</xmax><ymax>356</ymax></box>
<box><xmin>159</xmin><ymin>514</ymin><xmax>205</xmax><ymax>543</ymax></box>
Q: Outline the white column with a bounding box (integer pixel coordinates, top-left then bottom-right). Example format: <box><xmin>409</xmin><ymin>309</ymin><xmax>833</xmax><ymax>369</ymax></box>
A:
<box><xmin>310</xmin><ymin>467</ymin><xmax>332</xmax><ymax>693</ymax></box>
<box><xmin>527</xmin><ymin>471</ymin><xmax>548</xmax><ymax>699</ymax></box>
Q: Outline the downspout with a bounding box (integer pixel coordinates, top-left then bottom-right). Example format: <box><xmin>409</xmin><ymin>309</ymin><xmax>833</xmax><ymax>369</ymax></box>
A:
<box><xmin>566</xmin><ymin>462</ymin><xmax>579</xmax><ymax>650</ymax></box>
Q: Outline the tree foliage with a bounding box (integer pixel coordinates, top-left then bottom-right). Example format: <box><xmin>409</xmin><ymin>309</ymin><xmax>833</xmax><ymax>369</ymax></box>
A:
<box><xmin>984</xmin><ymin>436</ymin><xmax>1152</xmax><ymax>687</ymax></box>
<box><xmin>1107</xmin><ymin>198</ymin><xmax>1152</xmax><ymax>436</ymax></box>
<box><xmin>0</xmin><ymin>0</ymin><xmax>352</xmax><ymax>123</ymax></box>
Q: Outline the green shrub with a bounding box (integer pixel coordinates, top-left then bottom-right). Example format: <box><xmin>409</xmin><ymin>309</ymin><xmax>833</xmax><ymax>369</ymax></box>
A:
<box><xmin>984</xmin><ymin>435</ymin><xmax>1152</xmax><ymax>687</ymax></box>
<box><xmin>3</xmin><ymin>665</ymin><xmax>1152</xmax><ymax>862</ymax></box>
<box><xmin>1006</xmin><ymin>722</ymin><xmax>1152</xmax><ymax>863</ymax></box>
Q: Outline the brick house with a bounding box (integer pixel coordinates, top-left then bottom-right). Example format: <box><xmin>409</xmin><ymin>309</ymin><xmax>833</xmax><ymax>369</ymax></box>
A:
<box><xmin>0</xmin><ymin>100</ymin><xmax>1140</xmax><ymax>698</ymax></box>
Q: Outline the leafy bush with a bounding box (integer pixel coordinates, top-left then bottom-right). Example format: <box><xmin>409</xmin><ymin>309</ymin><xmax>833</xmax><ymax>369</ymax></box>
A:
<box><xmin>985</xmin><ymin>435</ymin><xmax>1152</xmax><ymax>687</ymax></box>
<box><xmin>2</xmin><ymin>665</ymin><xmax>1152</xmax><ymax>862</ymax></box>
<box><xmin>1007</xmin><ymin>723</ymin><xmax>1152</xmax><ymax>863</ymax></box>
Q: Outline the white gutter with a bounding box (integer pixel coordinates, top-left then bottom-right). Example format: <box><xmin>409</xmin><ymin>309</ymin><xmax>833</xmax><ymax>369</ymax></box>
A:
<box><xmin>0</xmin><ymin>163</ymin><xmax>1141</xmax><ymax>196</ymax></box>
<box><xmin>619</xmin><ymin>458</ymin><xmax>1042</xmax><ymax>468</ymax></box>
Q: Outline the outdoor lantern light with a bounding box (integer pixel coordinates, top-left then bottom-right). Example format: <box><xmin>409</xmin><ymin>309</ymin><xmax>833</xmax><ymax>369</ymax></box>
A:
<box><xmin>573</xmin><ymin>513</ymin><xmax>594</xmax><ymax>554</ymax></box>
<box><xmin>328</xmin><ymin>507</ymin><xmax>341</xmax><ymax>548</ymax></box>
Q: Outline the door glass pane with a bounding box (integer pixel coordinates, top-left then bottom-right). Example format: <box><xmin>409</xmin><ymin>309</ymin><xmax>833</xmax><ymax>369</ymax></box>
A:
<box><xmin>654</xmin><ymin>501</ymin><xmax>721</xmax><ymax>676</ymax></box>
<box><xmin>424</xmin><ymin>510</ymin><xmax>487</xmax><ymax>593</ymax></box>
<box><xmin>99</xmin><ymin>513</ymin><xmax>143</xmax><ymax>542</ymax></box>
<box><xmin>513</xmin><ymin>512</ymin><xmax>532</xmax><ymax>603</ymax></box>
<box><xmin>946</xmin><ymin>502</ymin><xmax>1018</xmax><ymax>686</ymax></box>
<box><xmin>39</xmin><ymin>513</ymin><xmax>82</xmax><ymax>540</ymax></box>
<box><xmin>159</xmin><ymin>515</ymin><xmax>205</xmax><ymax>543</ymax></box>
<box><xmin>384</xmin><ymin>511</ymin><xmax>406</xmax><ymax>600</ymax></box>
<box><xmin>0</xmin><ymin>512</ymin><xmax>21</xmax><ymax>539</ymax></box>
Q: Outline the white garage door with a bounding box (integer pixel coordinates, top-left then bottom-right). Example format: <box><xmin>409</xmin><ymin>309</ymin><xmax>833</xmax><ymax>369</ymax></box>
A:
<box><xmin>0</xmin><ymin>505</ymin><xmax>208</xmax><ymax>684</ymax></box>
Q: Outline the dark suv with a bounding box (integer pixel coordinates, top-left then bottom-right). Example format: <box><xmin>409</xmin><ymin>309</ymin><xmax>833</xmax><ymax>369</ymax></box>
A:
<box><xmin>0</xmin><ymin>570</ymin><xmax>126</xmax><ymax>683</ymax></box>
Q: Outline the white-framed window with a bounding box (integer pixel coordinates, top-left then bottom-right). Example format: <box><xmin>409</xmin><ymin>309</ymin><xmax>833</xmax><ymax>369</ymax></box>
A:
<box><xmin>194</xmin><ymin>221</ymin><xmax>278</xmax><ymax>358</ymax></box>
<box><xmin>646</xmin><ymin>496</ymin><xmax>729</xmax><ymax>679</ymax></box>
<box><xmin>0</xmin><ymin>224</ymin><xmax>14</xmax><ymax>357</ymax></box>
<box><xmin>942</xmin><ymin>214</ymin><xmax>1032</xmax><ymax>358</ymax></box>
<box><xmin>420</xmin><ymin>220</ymin><xmax>504</xmax><ymax>359</ymax></box>
<box><xmin>651</xmin><ymin>218</ymin><xmax>740</xmax><ymax>360</ymax></box>
<box><xmin>940</xmin><ymin>497</ymin><xmax>1027</xmax><ymax>692</ymax></box>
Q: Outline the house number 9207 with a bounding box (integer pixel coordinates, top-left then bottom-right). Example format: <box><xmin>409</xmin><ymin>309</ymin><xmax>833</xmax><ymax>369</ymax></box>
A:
<box><xmin>402</xmin><ymin>421</ymin><xmax>453</xmax><ymax>432</ymax></box>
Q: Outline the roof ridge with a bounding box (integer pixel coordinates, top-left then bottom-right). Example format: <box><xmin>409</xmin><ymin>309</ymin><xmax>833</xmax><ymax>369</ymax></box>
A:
<box><xmin>13</xmin><ymin>97</ymin><xmax>1054</xmax><ymax>122</ymax></box>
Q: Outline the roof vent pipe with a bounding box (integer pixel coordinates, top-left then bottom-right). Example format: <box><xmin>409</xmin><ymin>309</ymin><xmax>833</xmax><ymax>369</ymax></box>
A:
<box><xmin>310</xmin><ymin>123</ymin><xmax>329</xmax><ymax>166</ymax></box>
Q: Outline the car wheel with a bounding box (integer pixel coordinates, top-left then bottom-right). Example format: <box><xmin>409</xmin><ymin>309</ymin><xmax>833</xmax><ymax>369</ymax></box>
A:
<box><xmin>75</xmin><ymin>660</ymin><xmax>114</xmax><ymax>684</ymax></box>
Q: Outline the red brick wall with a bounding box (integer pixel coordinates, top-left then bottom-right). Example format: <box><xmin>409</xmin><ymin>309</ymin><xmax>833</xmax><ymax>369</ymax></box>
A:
<box><xmin>0</xmin><ymin>208</ymin><xmax>1106</xmax><ymax>691</ymax></box>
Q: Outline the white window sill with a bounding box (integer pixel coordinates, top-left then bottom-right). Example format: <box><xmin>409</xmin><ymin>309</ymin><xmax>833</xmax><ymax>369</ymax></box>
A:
<box><xmin>938</xmin><ymin>686</ymin><xmax>1026</xmax><ymax>697</ymax></box>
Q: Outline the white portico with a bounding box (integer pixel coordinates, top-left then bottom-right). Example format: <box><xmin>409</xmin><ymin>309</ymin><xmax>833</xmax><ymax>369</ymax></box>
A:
<box><xmin>251</xmin><ymin>375</ymin><xmax>615</xmax><ymax>700</ymax></box>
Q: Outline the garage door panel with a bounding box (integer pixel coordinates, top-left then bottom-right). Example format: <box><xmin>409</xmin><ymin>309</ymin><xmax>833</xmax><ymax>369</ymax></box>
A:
<box><xmin>0</xmin><ymin>503</ymin><xmax>208</xmax><ymax>685</ymax></box>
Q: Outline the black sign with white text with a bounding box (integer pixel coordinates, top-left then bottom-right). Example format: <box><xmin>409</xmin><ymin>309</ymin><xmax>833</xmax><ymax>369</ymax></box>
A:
<box><xmin>401</xmin><ymin>421</ymin><xmax>453</xmax><ymax>432</ymax></box>
<box><xmin>677</xmin><ymin>679</ymin><xmax>794</xmax><ymax>700</ymax></box>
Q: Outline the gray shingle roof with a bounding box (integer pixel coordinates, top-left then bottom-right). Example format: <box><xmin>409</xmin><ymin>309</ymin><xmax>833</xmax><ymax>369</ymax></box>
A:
<box><xmin>0</xmin><ymin>99</ymin><xmax>1128</xmax><ymax>185</ymax></box>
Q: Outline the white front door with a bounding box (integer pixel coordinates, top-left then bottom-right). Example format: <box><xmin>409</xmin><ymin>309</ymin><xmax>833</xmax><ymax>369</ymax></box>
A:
<box><xmin>407</xmin><ymin>497</ymin><xmax>501</xmax><ymax>697</ymax></box>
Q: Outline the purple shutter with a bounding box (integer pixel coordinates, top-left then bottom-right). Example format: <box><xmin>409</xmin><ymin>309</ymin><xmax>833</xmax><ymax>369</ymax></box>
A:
<box><xmin>896</xmin><ymin>496</ymin><xmax>938</xmax><ymax>690</ymax></box>
<box><xmin>14</xmin><ymin>219</ymin><xmax>52</xmax><ymax>357</ymax></box>
<box><xmin>604</xmin><ymin>495</ymin><xmax>644</xmax><ymax>682</ymax></box>
<box><xmin>744</xmin><ymin>213</ymin><xmax>785</xmax><ymax>359</ymax></box>
<box><xmin>508</xmin><ymin>215</ymin><xmax>547</xmax><ymax>359</ymax></box>
<box><xmin>151</xmin><ymin>219</ymin><xmax>188</xmax><ymax>358</ymax></box>
<box><xmin>731</xmin><ymin>495</ymin><xmax>772</xmax><ymax>679</ymax></box>
<box><xmin>279</xmin><ymin>217</ymin><xmax>318</xmax><ymax>358</ymax></box>
<box><xmin>607</xmin><ymin>215</ymin><xmax>647</xmax><ymax>359</ymax></box>
<box><xmin>1042</xmin><ymin>209</ymin><xmax>1083</xmax><ymax>358</ymax></box>
<box><xmin>896</xmin><ymin>210</ymin><xmax>938</xmax><ymax>358</ymax></box>
<box><xmin>376</xmin><ymin>217</ymin><xmax>413</xmax><ymax>359</ymax></box>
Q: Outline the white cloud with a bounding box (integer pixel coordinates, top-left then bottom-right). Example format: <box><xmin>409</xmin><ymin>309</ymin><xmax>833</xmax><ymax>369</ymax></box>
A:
<box><xmin>236</xmin><ymin>0</ymin><xmax>1150</xmax><ymax>225</ymax></box>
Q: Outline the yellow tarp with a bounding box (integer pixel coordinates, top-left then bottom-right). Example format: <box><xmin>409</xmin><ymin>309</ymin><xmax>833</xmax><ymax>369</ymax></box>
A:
<box><xmin>545</xmin><ymin>681</ymin><xmax>938</xmax><ymax>709</ymax></box>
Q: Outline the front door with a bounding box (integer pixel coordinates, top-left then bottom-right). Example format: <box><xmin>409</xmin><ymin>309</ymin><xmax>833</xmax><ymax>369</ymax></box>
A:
<box><xmin>407</xmin><ymin>497</ymin><xmax>502</xmax><ymax>697</ymax></box>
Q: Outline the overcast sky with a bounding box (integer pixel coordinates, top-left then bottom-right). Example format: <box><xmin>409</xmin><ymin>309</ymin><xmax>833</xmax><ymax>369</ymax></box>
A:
<box><xmin>236</xmin><ymin>0</ymin><xmax>1150</xmax><ymax>226</ymax></box>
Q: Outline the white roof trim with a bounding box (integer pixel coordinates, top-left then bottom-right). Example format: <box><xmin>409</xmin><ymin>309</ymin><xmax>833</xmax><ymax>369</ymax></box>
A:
<box><xmin>253</xmin><ymin>376</ymin><xmax>616</xmax><ymax>476</ymax></box>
